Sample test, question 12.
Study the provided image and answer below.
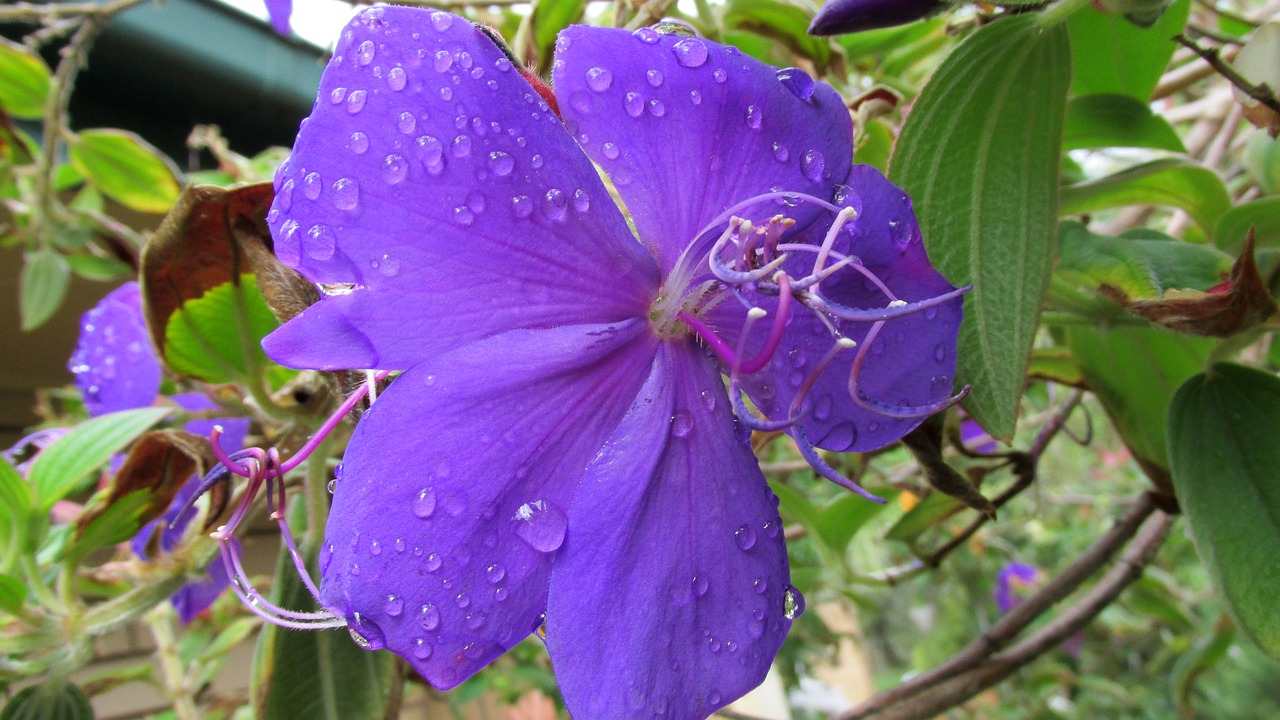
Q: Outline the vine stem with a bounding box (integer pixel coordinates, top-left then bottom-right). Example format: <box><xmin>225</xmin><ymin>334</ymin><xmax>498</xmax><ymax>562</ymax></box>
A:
<box><xmin>146</xmin><ymin>605</ymin><xmax>201</xmax><ymax>720</ymax></box>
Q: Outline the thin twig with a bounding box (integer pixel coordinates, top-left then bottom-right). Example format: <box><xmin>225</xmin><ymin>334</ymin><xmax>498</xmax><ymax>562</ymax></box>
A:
<box><xmin>0</xmin><ymin>0</ymin><xmax>149</xmax><ymax>22</ymax></box>
<box><xmin>837</xmin><ymin>492</ymin><xmax>1163</xmax><ymax>719</ymax></box>
<box><xmin>1174</xmin><ymin>34</ymin><xmax>1280</xmax><ymax>115</ymax></box>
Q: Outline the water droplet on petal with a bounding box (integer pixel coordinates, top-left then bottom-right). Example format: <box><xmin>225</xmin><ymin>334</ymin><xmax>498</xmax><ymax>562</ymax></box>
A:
<box><xmin>692</xmin><ymin>574</ymin><xmax>709</xmax><ymax>597</ymax></box>
<box><xmin>754</xmin><ymin>577</ymin><xmax>768</xmax><ymax>594</ymax></box>
<box><xmin>569</xmin><ymin>91</ymin><xmax>591</xmax><ymax>113</ymax></box>
<box><xmin>745</xmin><ymin>104</ymin><xmax>762</xmax><ymax>129</ymax></box>
<box><xmin>784</xmin><ymin>585</ymin><xmax>806</xmax><ymax>620</ymax></box>
<box><xmin>772</xmin><ymin>141</ymin><xmax>789</xmax><ymax>162</ymax></box>
<box><xmin>454</xmin><ymin>592</ymin><xmax>470</xmax><ymax>609</ymax></box>
<box><xmin>430</xmin><ymin>11</ymin><xmax>453</xmax><ymax>31</ymax></box>
<box><xmin>384</xmin><ymin>594</ymin><xmax>404</xmax><ymax>616</ymax></box>
<box><xmin>346</xmin><ymin>89</ymin><xmax>367</xmax><ymax>114</ymax></box>
<box><xmin>646</xmin><ymin>69</ymin><xmax>664</xmax><ymax>87</ymax></box>
<box><xmin>432</xmin><ymin>49</ymin><xmax>454</xmax><ymax>73</ymax></box>
<box><xmin>413</xmin><ymin>637</ymin><xmax>433</xmax><ymax>659</ymax></box>
<box><xmin>467</xmin><ymin>191</ymin><xmax>486</xmax><ymax>213</ymax></box>
<box><xmin>381</xmin><ymin>154</ymin><xmax>408</xmax><ymax>184</ymax></box>
<box><xmin>801</xmin><ymin>149</ymin><xmax>826</xmax><ymax>181</ymax></box>
<box><xmin>413</xmin><ymin>488</ymin><xmax>437</xmax><ymax>518</ymax></box>
<box><xmin>632</xmin><ymin>27</ymin><xmax>659</xmax><ymax>44</ymax></box>
<box><xmin>419</xmin><ymin>602</ymin><xmax>441</xmax><ymax>630</ymax></box>
<box><xmin>302</xmin><ymin>171</ymin><xmax>322</xmax><ymax>200</ymax></box>
<box><xmin>542</xmin><ymin>188</ymin><xmax>567</xmax><ymax>221</ymax></box>
<box><xmin>573</xmin><ymin>189</ymin><xmax>590</xmax><ymax>213</ymax></box>
<box><xmin>776</xmin><ymin>67</ymin><xmax>815</xmax><ymax>101</ymax></box>
<box><xmin>488</xmin><ymin>150</ymin><xmax>514</xmax><ymax>176</ymax></box>
<box><xmin>671</xmin><ymin>411</ymin><xmax>693</xmax><ymax>438</ymax></box>
<box><xmin>305</xmin><ymin>224</ymin><xmax>336</xmax><ymax>260</ymax></box>
<box><xmin>387</xmin><ymin>66</ymin><xmax>406</xmax><ymax>91</ymax></box>
<box><xmin>672</xmin><ymin>38</ymin><xmax>708</xmax><ymax>67</ymax></box>
<box><xmin>601</xmin><ymin>142</ymin><xmax>619</xmax><ymax>160</ymax></box>
<box><xmin>357</xmin><ymin>40</ymin><xmax>375</xmax><ymax>65</ymax></box>
<box><xmin>451</xmin><ymin>134</ymin><xmax>471</xmax><ymax>158</ymax></box>
<box><xmin>465</xmin><ymin>610</ymin><xmax>487</xmax><ymax>630</ymax></box>
<box><xmin>396</xmin><ymin>111</ymin><xmax>416</xmax><ymax>135</ymax></box>
<box><xmin>329</xmin><ymin>87</ymin><xmax>347</xmax><ymax>104</ymax></box>
<box><xmin>348</xmin><ymin>132</ymin><xmax>369</xmax><ymax>154</ymax></box>
<box><xmin>712</xmin><ymin>68</ymin><xmax>727</xmax><ymax>83</ymax></box>
<box><xmin>586</xmin><ymin>66</ymin><xmax>613</xmax><ymax>92</ymax></box>
<box><xmin>648</xmin><ymin>99</ymin><xmax>666</xmax><ymax>117</ymax></box>
<box><xmin>513</xmin><ymin>500</ymin><xmax>568</xmax><ymax>553</ymax></box>
<box><xmin>486</xmin><ymin>563</ymin><xmax>506</xmax><ymax>584</ymax></box>
<box><xmin>736</xmin><ymin>525</ymin><xmax>757</xmax><ymax>550</ymax></box>
<box><xmin>531</xmin><ymin>154</ymin><xmax>544</xmax><ymax>169</ymax></box>
<box><xmin>624</xmin><ymin>92</ymin><xmax>644</xmax><ymax>118</ymax></box>
<box><xmin>332</xmin><ymin>178</ymin><xmax>359</xmax><ymax>210</ymax></box>
<box><xmin>349</xmin><ymin>614</ymin><xmax>385</xmax><ymax>650</ymax></box>
<box><xmin>453</xmin><ymin>206</ymin><xmax>474</xmax><ymax>226</ymax></box>
<box><xmin>934</xmin><ymin>343</ymin><xmax>947</xmax><ymax>362</ymax></box>
<box><xmin>511</xmin><ymin>195</ymin><xmax>533</xmax><ymax>218</ymax></box>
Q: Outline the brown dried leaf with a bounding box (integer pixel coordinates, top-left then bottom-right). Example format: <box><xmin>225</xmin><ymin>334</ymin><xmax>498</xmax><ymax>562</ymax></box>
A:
<box><xmin>1100</xmin><ymin>233</ymin><xmax>1278</xmax><ymax>337</ymax></box>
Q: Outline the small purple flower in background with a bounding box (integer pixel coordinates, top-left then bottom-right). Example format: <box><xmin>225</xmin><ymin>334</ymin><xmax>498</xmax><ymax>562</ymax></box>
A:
<box><xmin>252</xmin><ymin>7</ymin><xmax>964</xmax><ymax>717</ymax></box>
<box><xmin>995</xmin><ymin>562</ymin><xmax>1040</xmax><ymax>613</ymax></box>
<box><xmin>809</xmin><ymin>0</ymin><xmax>944</xmax><ymax>36</ymax></box>
<box><xmin>69</xmin><ymin>282</ymin><xmax>248</xmax><ymax>622</ymax></box>
<box><xmin>961</xmin><ymin>417</ymin><xmax>997</xmax><ymax>454</ymax></box>
<box><xmin>67</xmin><ymin>282</ymin><xmax>161</xmax><ymax>418</ymax></box>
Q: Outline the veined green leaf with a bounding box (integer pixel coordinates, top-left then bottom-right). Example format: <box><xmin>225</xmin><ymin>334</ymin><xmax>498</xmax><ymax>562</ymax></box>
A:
<box><xmin>68</xmin><ymin>129</ymin><xmax>181</xmax><ymax>214</ymax></box>
<box><xmin>889</xmin><ymin>16</ymin><xmax>1071</xmax><ymax>439</ymax></box>
<box><xmin>20</xmin><ymin>248</ymin><xmax>71</xmax><ymax>331</ymax></box>
<box><xmin>1216</xmin><ymin>197</ymin><xmax>1280</xmax><ymax>255</ymax></box>
<box><xmin>27</xmin><ymin>407</ymin><xmax>171</xmax><ymax>512</ymax></box>
<box><xmin>1056</xmin><ymin>222</ymin><xmax>1232</xmax><ymax>300</ymax></box>
<box><xmin>1067</xmin><ymin>0</ymin><xmax>1190</xmax><ymax>100</ymax></box>
<box><xmin>162</xmin><ymin>276</ymin><xmax>281</xmax><ymax>383</ymax></box>
<box><xmin>1060</xmin><ymin>158</ymin><xmax>1231</xmax><ymax>237</ymax></box>
<box><xmin>1169</xmin><ymin>363</ymin><xmax>1280</xmax><ymax>661</ymax></box>
<box><xmin>1064</xmin><ymin>94</ymin><xmax>1184</xmax><ymax>151</ymax></box>
<box><xmin>0</xmin><ymin>681</ymin><xmax>93</xmax><ymax>720</ymax></box>
<box><xmin>0</xmin><ymin>38</ymin><xmax>52</xmax><ymax>120</ymax></box>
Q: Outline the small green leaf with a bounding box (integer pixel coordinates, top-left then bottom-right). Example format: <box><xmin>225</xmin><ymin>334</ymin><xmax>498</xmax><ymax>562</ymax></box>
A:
<box><xmin>1216</xmin><ymin>197</ymin><xmax>1280</xmax><ymax>254</ymax></box>
<box><xmin>67</xmin><ymin>253</ymin><xmax>133</xmax><ymax>282</ymax></box>
<box><xmin>1169</xmin><ymin>363</ymin><xmax>1280</xmax><ymax>661</ymax></box>
<box><xmin>888</xmin><ymin>16</ymin><xmax>1071</xmax><ymax>439</ymax></box>
<box><xmin>253</xmin><ymin>545</ymin><xmax>399</xmax><ymax>720</ymax></box>
<box><xmin>723</xmin><ymin>0</ymin><xmax>834</xmax><ymax>71</ymax></box>
<box><xmin>163</xmin><ymin>277</ymin><xmax>280</xmax><ymax>383</ymax></box>
<box><xmin>1067</xmin><ymin>325</ymin><xmax>1211</xmax><ymax>482</ymax></box>
<box><xmin>27</xmin><ymin>407</ymin><xmax>171</xmax><ymax>512</ymax></box>
<box><xmin>885</xmin><ymin>491</ymin><xmax>961</xmax><ymax>545</ymax></box>
<box><xmin>0</xmin><ymin>38</ymin><xmax>52</xmax><ymax>119</ymax></box>
<box><xmin>836</xmin><ymin>20</ymin><xmax>943</xmax><ymax>64</ymax></box>
<box><xmin>1061</xmin><ymin>159</ymin><xmax>1232</xmax><ymax>237</ymax></box>
<box><xmin>1068</xmin><ymin>0</ymin><xmax>1190</xmax><ymax>100</ymax></box>
<box><xmin>0</xmin><ymin>573</ymin><xmax>25</xmax><ymax>614</ymax></box>
<box><xmin>65</xmin><ymin>490</ymin><xmax>152</xmax><ymax>565</ymax></box>
<box><xmin>20</xmin><ymin>247</ymin><xmax>71</xmax><ymax>331</ymax></box>
<box><xmin>816</xmin><ymin>491</ymin><xmax>895</xmax><ymax>551</ymax></box>
<box><xmin>67</xmin><ymin>129</ymin><xmax>181</xmax><ymax>214</ymax></box>
<box><xmin>1064</xmin><ymin>94</ymin><xmax>1185</xmax><ymax>151</ymax></box>
<box><xmin>0</xmin><ymin>682</ymin><xmax>94</xmax><ymax>720</ymax></box>
<box><xmin>1056</xmin><ymin>221</ymin><xmax>1232</xmax><ymax>299</ymax></box>
<box><xmin>0</xmin><ymin>456</ymin><xmax>35</xmax><ymax>557</ymax></box>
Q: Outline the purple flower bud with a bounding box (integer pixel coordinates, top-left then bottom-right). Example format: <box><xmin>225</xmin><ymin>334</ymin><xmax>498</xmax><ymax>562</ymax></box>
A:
<box><xmin>809</xmin><ymin>0</ymin><xmax>943</xmax><ymax>36</ymax></box>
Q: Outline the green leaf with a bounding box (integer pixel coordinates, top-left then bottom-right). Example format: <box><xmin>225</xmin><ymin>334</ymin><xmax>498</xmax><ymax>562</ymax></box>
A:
<box><xmin>1064</xmin><ymin>94</ymin><xmax>1185</xmax><ymax>151</ymax></box>
<box><xmin>836</xmin><ymin>21</ymin><xmax>943</xmax><ymax>64</ymax></box>
<box><xmin>1061</xmin><ymin>159</ymin><xmax>1232</xmax><ymax>237</ymax></box>
<box><xmin>0</xmin><ymin>682</ymin><xmax>93</xmax><ymax>720</ymax></box>
<box><xmin>1068</xmin><ymin>0</ymin><xmax>1190</xmax><ymax>100</ymax></box>
<box><xmin>1243</xmin><ymin>132</ymin><xmax>1280</xmax><ymax>195</ymax></box>
<box><xmin>888</xmin><ymin>16</ymin><xmax>1071</xmax><ymax>439</ymax></box>
<box><xmin>1216</xmin><ymin>197</ymin><xmax>1280</xmax><ymax>255</ymax></box>
<box><xmin>20</xmin><ymin>248</ymin><xmax>71</xmax><ymax>331</ymax></box>
<box><xmin>0</xmin><ymin>573</ymin><xmax>25</xmax><ymax>614</ymax></box>
<box><xmin>1169</xmin><ymin>363</ymin><xmax>1280</xmax><ymax>661</ymax></box>
<box><xmin>66</xmin><ymin>253</ymin><xmax>132</xmax><ymax>282</ymax></box>
<box><xmin>0</xmin><ymin>38</ymin><xmax>52</xmax><ymax>120</ymax></box>
<box><xmin>816</xmin><ymin>491</ymin><xmax>895</xmax><ymax>551</ymax></box>
<box><xmin>1067</xmin><ymin>325</ymin><xmax>1211</xmax><ymax>480</ymax></box>
<box><xmin>252</xmin><ymin>545</ymin><xmax>399</xmax><ymax>720</ymax></box>
<box><xmin>64</xmin><ymin>490</ymin><xmax>152</xmax><ymax>565</ymax></box>
<box><xmin>162</xmin><ymin>276</ymin><xmax>280</xmax><ymax>383</ymax></box>
<box><xmin>67</xmin><ymin>129</ymin><xmax>181</xmax><ymax>214</ymax></box>
<box><xmin>884</xmin><ymin>491</ymin><xmax>961</xmax><ymax>545</ymax></box>
<box><xmin>1056</xmin><ymin>221</ymin><xmax>1232</xmax><ymax>299</ymax></box>
<box><xmin>0</xmin><ymin>456</ymin><xmax>35</xmax><ymax>557</ymax></box>
<box><xmin>533</xmin><ymin>0</ymin><xmax>586</xmax><ymax>63</ymax></box>
<box><xmin>723</xmin><ymin>0</ymin><xmax>834</xmax><ymax>71</ymax></box>
<box><xmin>27</xmin><ymin>407</ymin><xmax>171</xmax><ymax>512</ymax></box>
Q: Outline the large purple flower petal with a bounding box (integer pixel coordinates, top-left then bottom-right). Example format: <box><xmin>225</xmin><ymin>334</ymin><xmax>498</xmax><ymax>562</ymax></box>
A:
<box><xmin>552</xmin><ymin>26</ymin><xmax>852</xmax><ymax>274</ymax></box>
<box><xmin>709</xmin><ymin>166</ymin><xmax>962</xmax><ymax>452</ymax></box>
<box><xmin>319</xmin><ymin>320</ymin><xmax>657</xmax><ymax>688</ymax></box>
<box><xmin>171</xmin><ymin>543</ymin><xmax>235</xmax><ymax>623</ymax></box>
<box><xmin>545</xmin><ymin>340</ymin><xmax>791</xmax><ymax>719</ymax></box>
<box><xmin>68</xmin><ymin>283</ymin><xmax>162</xmax><ymax>417</ymax></box>
<box><xmin>263</xmin><ymin>8</ymin><xmax>657</xmax><ymax>371</ymax></box>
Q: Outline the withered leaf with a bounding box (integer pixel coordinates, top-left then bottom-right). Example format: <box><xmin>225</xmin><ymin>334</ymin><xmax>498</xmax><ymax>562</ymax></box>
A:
<box><xmin>140</xmin><ymin>182</ymin><xmax>316</xmax><ymax>358</ymax></box>
<box><xmin>1101</xmin><ymin>233</ymin><xmax>1278</xmax><ymax>337</ymax></box>
<box><xmin>76</xmin><ymin>429</ymin><xmax>218</xmax><ymax>539</ymax></box>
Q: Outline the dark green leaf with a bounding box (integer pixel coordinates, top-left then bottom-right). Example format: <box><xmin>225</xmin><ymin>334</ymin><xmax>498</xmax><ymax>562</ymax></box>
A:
<box><xmin>27</xmin><ymin>407</ymin><xmax>171</xmax><ymax>512</ymax></box>
<box><xmin>66</xmin><ymin>253</ymin><xmax>132</xmax><ymax>282</ymax></box>
<box><xmin>1067</xmin><ymin>325</ymin><xmax>1211</xmax><ymax>486</ymax></box>
<box><xmin>252</xmin><ymin>544</ymin><xmax>399</xmax><ymax>720</ymax></box>
<box><xmin>1169</xmin><ymin>363</ymin><xmax>1280</xmax><ymax>660</ymax></box>
<box><xmin>0</xmin><ymin>682</ymin><xmax>94</xmax><ymax>720</ymax></box>
<box><xmin>1064</xmin><ymin>94</ymin><xmax>1185</xmax><ymax>151</ymax></box>
<box><xmin>1068</xmin><ymin>0</ymin><xmax>1190</xmax><ymax>100</ymax></box>
<box><xmin>0</xmin><ymin>38</ymin><xmax>52</xmax><ymax>120</ymax></box>
<box><xmin>888</xmin><ymin>16</ymin><xmax>1071</xmax><ymax>439</ymax></box>
<box><xmin>1056</xmin><ymin>221</ymin><xmax>1232</xmax><ymax>300</ymax></box>
<box><xmin>162</xmin><ymin>277</ymin><xmax>280</xmax><ymax>383</ymax></box>
<box><xmin>1060</xmin><ymin>158</ymin><xmax>1231</xmax><ymax>236</ymax></box>
<box><xmin>1216</xmin><ymin>197</ymin><xmax>1280</xmax><ymax>255</ymax></box>
<box><xmin>1172</xmin><ymin>617</ymin><xmax>1236</xmax><ymax>710</ymax></box>
<box><xmin>65</xmin><ymin>490</ymin><xmax>151</xmax><ymax>565</ymax></box>
<box><xmin>20</xmin><ymin>248</ymin><xmax>71</xmax><ymax>331</ymax></box>
<box><xmin>67</xmin><ymin>129</ymin><xmax>181</xmax><ymax>214</ymax></box>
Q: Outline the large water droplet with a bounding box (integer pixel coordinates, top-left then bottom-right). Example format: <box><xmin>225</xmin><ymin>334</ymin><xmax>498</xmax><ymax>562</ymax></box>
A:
<box><xmin>934</xmin><ymin>343</ymin><xmax>947</xmax><ymax>363</ymax></box>
<box><xmin>387</xmin><ymin>66</ymin><xmax>406</xmax><ymax>91</ymax></box>
<box><xmin>488</xmin><ymin>151</ymin><xmax>514</xmax><ymax>176</ymax></box>
<box><xmin>511</xmin><ymin>195</ymin><xmax>533</xmax><ymax>218</ymax></box>
<box><xmin>302</xmin><ymin>171</ymin><xmax>322</xmax><ymax>200</ymax></box>
<box><xmin>772</xmin><ymin>141</ymin><xmax>789</xmax><ymax>162</ymax></box>
<box><xmin>413</xmin><ymin>487</ymin><xmax>437</xmax><ymax>518</ymax></box>
<box><xmin>465</xmin><ymin>610</ymin><xmax>487</xmax><ymax>630</ymax></box>
<box><xmin>425</xmin><ymin>552</ymin><xmax>442</xmax><ymax>572</ymax></box>
<box><xmin>381</xmin><ymin>154</ymin><xmax>408</xmax><ymax>184</ymax></box>
<box><xmin>800</xmin><ymin>149</ymin><xmax>825</xmax><ymax>181</ymax></box>
<box><xmin>332</xmin><ymin>178</ymin><xmax>359</xmax><ymax>210</ymax></box>
<box><xmin>346</xmin><ymin>89</ymin><xmax>367</xmax><ymax>114</ymax></box>
<box><xmin>486</xmin><ymin>563</ymin><xmax>506</xmax><ymax>584</ymax></box>
<box><xmin>735</xmin><ymin>524</ymin><xmax>757</xmax><ymax>550</ymax></box>
<box><xmin>776</xmin><ymin>67</ymin><xmax>815</xmax><ymax>101</ymax></box>
<box><xmin>451</xmin><ymin>134</ymin><xmax>471</xmax><ymax>158</ymax></box>
<box><xmin>356</xmin><ymin>40</ymin><xmax>375</xmax><ymax>66</ymax></box>
<box><xmin>648</xmin><ymin>99</ymin><xmax>666</xmax><ymax>117</ymax></box>
<box><xmin>573</xmin><ymin>189</ymin><xmax>590</xmax><ymax>213</ymax></box>
<box><xmin>624</xmin><ymin>92</ymin><xmax>644</xmax><ymax>118</ymax></box>
<box><xmin>632</xmin><ymin>27</ymin><xmax>660</xmax><ymax>44</ymax></box>
<box><xmin>419</xmin><ymin>602</ymin><xmax>441</xmax><ymax>630</ymax></box>
<box><xmin>783</xmin><ymin>585</ymin><xmax>806</xmax><ymax>620</ymax></box>
<box><xmin>329</xmin><ymin>86</ymin><xmax>347</xmax><ymax>104</ymax></box>
<box><xmin>745</xmin><ymin>104</ymin><xmax>762</xmax><ymax>130</ymax></box>
<box><xmin>433</xmin><ymin>50</ymin><xmax>453</xmax><ymax>73</ymax></box>
<box><xmin>305</xmin><ymin>224</ymin><xmax>336</xmax><ymax>260</ymax></box>
<box><xmin>672</xmin><ymin>38</ymin><xmax>708</xmax><ymax>67</ymax></box>
<box><xmin>712</xmin><ymin>68</ymin><xmax>727</xmax><ymax>84</ymax></box>
<box><xmin>453</xmin><ymin>206</ymin><xmax>475</xmax><ymax>226</ymax></box>
<box><xmin>542</xmin><ymin>188</ymin><xmax>567</xmax><ymax>221</ymax></box>
<box><xmin>349</xmin><ymin>614</ymin><xmax>385</xmax><ymax>650</ymax></box>
<box><xmin>531</xmin><ymin>154</ymin><xmax>544</xmax><ymax>169</ymax></box>
<box><xmin>753</xmin><ymin>577</ymin><xmax>768</xmax><ymax>594</ymax></box>
<box><xmin>413</xmin><ymin>637</ymin><xmax>433</xmax><ymax>659</ymax></box>
<box><xmin>396</xmin><ymin>111</ymin><xmax>416</xmax><ymax>135</ymax></box>
<box><xmin>384</xmin><ymin>594</ymin><xmax>404</xmax><ymax>616</ymax></box>
<box><xmin>690</xmin><ymin>89</ymin><xmax>703</xmax><ymax>105</ymax></box>
<box><xmin>430</xmin><ymin>11</ymin><xmax>453</xmax><ymax>31</ymax></box>
<box><xmin>601</xmin><ymin>142</ymin><xmax>620</xmax><ymax>160</ymax></box>
<box><xmin>513</xmin><ymin>500</ymin><xmax>568</xmax><ymax>553</ymax></box>
<box><xmin>692</xmin><ymin>574</ymin><xmax>709</xmax><ymax>597</ymax></box>
<box><xmin>586</xmin><ymin>66</ymin><xmax>613</xmax><ymax>92</ymax></box>
<box><xmin>670</xmin><ymin>411</ymin><xmax>693</xmax><ymax>438</ymax></box>
<box><xmin>454</xmin><ymin>592</ymin><xmax>470</xmax><ymax>609</ymax></box>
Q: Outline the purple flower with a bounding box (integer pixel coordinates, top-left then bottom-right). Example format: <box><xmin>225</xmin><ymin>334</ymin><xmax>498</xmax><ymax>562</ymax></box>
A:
<box><xmin>261</xmin><ymin>8</ymin><xmax>962</xmax><ymax>717</ymax></box>
<box><xmin>68</xmin><ymin>282</ymin><xmax>161</xmax><ymax>418</ymax></box>
<box><xmin>995</xmin><ymin>562</ymin><xmax>1040</xmax><ymax>613</ymax></box>
<box><xmin>809</xmin><ymin>0</ymin><xmax>943</xmax><ymax>35</ymax></box>
<box><xmin>265</xmin><ymin>0</ymin><xmax>291</xmax><ymax>36</ymax></box>
<box><xmin>70</xmin><ymin>283</ymin><xmax>248</xmax><ymax>622</ymax></box>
